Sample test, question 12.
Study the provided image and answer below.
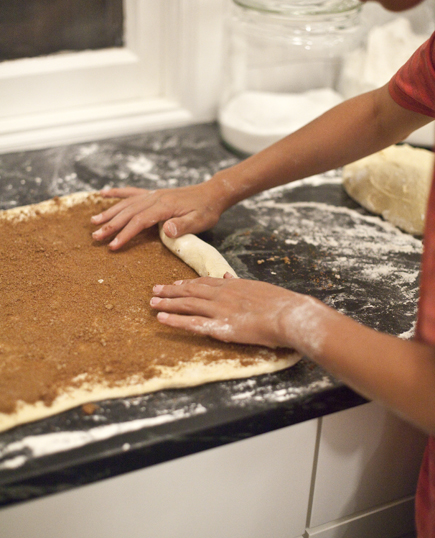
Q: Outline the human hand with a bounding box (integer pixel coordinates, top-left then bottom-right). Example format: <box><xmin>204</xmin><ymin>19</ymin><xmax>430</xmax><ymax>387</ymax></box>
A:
<box><xmin>91</xmin><ymin>184</ymin><xmax>225</xmax><ymax>250</ymax></box>
<box><xmin>150</xmin><ymin>275</ymin><xmax>329</xmax><ymax>353</ymax></box>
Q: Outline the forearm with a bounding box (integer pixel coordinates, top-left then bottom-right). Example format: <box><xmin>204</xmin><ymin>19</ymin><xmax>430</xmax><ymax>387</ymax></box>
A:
<box><xmin>286</xmin><ymin>298</ymin><xmax>435</xmax><ymax>436</ymax></box>
<box><xmin>209</xmin><ymin>84</ymin><xmax>432</xmax><ymax>211</ymax></box>
<box><xmin>92</xmin><ymin>83</ymin><xmax>432</xmax><ymax>245</ymax></box>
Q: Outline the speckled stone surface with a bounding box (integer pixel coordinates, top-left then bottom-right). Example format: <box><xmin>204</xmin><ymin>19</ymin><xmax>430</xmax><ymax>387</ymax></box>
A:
<box><xmin>0</xmin><ymin>123</ymin><xmax>421</xmax><ymax>507</ymax></box>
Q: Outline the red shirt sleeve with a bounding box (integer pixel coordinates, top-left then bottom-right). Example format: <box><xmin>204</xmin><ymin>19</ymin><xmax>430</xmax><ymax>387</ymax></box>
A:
<box><xmin>387</xmin><ymin>31</ymin><xmax>435</xmax><ymax>347</ymax></box>
<box><xmin>389</xmin><ymin>34</ymin><xmax>435</xmax><ymax>537</ymax></box>
<box><xmin>389</xmin><ymin>32</ymin><xmax>435</xmax><ymax>119</ymax></box>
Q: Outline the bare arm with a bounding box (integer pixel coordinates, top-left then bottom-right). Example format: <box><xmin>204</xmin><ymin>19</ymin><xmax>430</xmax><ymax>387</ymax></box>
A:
<box><xmin>151</xmin><ymin>276</ymin><xmax>435</xmax><ymax>436</ymax></box>
<box><xmin>92</xmin><ymin>85</ymin><xmax>432</xmax><ymax>249</ymax></box>
<box><xmin>207</xmin><ymin>84</ymin><xmax>432</xmax><ymax>207</ymax></box>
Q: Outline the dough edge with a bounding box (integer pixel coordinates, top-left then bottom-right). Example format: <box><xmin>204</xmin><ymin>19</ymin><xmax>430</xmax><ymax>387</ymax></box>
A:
<box><xmin>0</xmin><ymin>355</ymin><xmax>300</xmax><ymax>433</ymax></box>
<box><xmin>0</xmin><ymin>192</ymin><xmax>301</xmax><ymax>433</ymax></box>
<box><xmin>342</xmin><ymin>144</ymin><xmax>434</xmax><ymax>236</ymax></box>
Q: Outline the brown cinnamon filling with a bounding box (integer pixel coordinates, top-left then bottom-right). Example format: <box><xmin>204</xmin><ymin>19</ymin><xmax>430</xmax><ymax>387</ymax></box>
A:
<box><xmin>0</xmin><ymin>195</ymin><xmax>284</xmax><ymax>415</ymax></box>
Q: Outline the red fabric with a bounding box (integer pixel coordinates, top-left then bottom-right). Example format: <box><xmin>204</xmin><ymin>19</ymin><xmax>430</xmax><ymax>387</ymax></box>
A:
<box><xmin>417</xmin><ymin>437</ymin><xmax>435</xmax><ymax>538</ymax></box>
<box><xmin>389</xmin><ymin>31</ymin><xmax>435</xmax><ymax>538</ymax></box>
<box><xmin>417</xmin><ymin>178</ymin><xmax>435</xmax><ymax>346</ymax></box>
<box><xmin>389</xmin><ymin>32</ymin><xmax>435</xmax><ymax>120</ymax></box>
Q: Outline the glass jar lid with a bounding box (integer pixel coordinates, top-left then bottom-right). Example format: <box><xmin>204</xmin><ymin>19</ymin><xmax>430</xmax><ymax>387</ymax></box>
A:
<box><xmin>233</xmin><ymin>0</ymin><xmax>362</xmax><ymax>16</ymax></box>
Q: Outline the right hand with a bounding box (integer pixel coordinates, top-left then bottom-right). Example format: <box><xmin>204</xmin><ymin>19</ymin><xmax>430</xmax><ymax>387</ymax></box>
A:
<box><xmin>90</xmin><ymin>183</ymin><xmax>225</xmax><ymax>250</ymax></box>
<box><xmin>150</xmin><ymin>274</ymin><xmax>331</xmax><ymax>353</ymax></box>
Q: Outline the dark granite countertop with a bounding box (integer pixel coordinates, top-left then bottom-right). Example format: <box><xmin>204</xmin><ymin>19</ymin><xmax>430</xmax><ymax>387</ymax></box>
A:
<box><xmin>0</xmin><ymin>123</ymin><xmax>422</xmax><ymax>508</ymax></box>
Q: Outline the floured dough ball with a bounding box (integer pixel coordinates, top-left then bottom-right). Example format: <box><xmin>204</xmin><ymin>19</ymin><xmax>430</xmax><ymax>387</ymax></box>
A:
<box><xmin>342</xmin><ymin>144</ymin><xmax>434</xmax><ymax>235</ymax></box>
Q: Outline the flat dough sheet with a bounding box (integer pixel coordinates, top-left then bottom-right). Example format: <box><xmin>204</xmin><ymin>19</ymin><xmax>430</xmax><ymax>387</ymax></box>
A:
<box><xmin>0</xmin><ymin>192</ymin><xmax>300</xmax><ymax>433</ymax></box>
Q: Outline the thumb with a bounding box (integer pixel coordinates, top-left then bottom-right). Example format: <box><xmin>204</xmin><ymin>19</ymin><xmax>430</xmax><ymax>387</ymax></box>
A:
<box><xmin>162</xmin><ymin>220</ymin><xmax>179</xmax><ymax>238</ymax></box>
<box><xmin>163</xmin><ymin>213</ymin><xmax>212</xmax><ymax>238</ymax></box>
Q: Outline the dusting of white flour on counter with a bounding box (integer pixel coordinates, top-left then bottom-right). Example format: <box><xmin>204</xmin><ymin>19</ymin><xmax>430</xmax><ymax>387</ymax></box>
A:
<box><xmin>226</xmin><ymin>376</ymin><xmax>333</xmax><ymax>407</ymax></box>
<box><xmin>235</xmin><ymin>175</ymin><xmax>422</xmax><ymax>336</ymax></box>
<box><xmin>0</xmin><ymin>404</ymin><xmax>206</xmax><ymax>470</ymax></box>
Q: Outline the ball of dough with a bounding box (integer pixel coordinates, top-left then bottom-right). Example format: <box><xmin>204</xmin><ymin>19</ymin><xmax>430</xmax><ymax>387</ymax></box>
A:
<box><xmin>342</xmin><ymin>144</ymin><xmax>434</xmax><ymax>235</ymax></box>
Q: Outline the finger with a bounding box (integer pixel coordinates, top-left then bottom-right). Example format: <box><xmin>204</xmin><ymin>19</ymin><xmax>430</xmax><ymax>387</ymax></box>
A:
<box><xmin>93</xmin><ymin>196</ymin><xmax>162</xmax><ymax>243</ymax></box>
<box><xmin>92</xmin><ymin>191</ymin><xmax>159</xmax><ymax>227</ymax></box>
<box><xmin>152</xmin><ymin>279</ymin><xmax>225</xmax><ymax>298</ymax></box>
<box><xmin>162</xmin><ymin>220</ymin><xmax>178</xmax><ymax>238</ymax></box>
<box><xmin>156</xmin><ymin>313</ymin><xmax>235</xmax><ymax>342</ymax></box>
<box><xmin>164</xmin><ymin>211</ymin><xmax>218</xmax><ymax>238</ymax></box>
<box><xmin>100</xmin><ymin>187</ymin><xmax>148</xmax><ymax>199</ymax></box>
<box><xmin>92</xmin><ymin>211</ymin><xmax>143</xmax><ymax>243</ymax></box>
<box><xmin>91</xmin><ymin>197</ymin><xmax>139</xmax><ymax>226</ymax></box>
<box><xmin>150</xmin><ymin>296</ymin><xmax>215</xmax><ymax>317</ymax></box>
<box><xmin>172</xmin><ymin>277</ymin><xmax>227</xmax><ymax>287</ymax></box>
<box><xmin>107</xmin><ymin>212</ymin><xmax>159</xmax><ymax>250</ymax></box>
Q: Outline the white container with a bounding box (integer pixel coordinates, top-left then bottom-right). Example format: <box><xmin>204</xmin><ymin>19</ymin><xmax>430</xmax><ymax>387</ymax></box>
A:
<box><xmin>218</xmin><ymin>0</ymin><xmax>364</xmax><ymax>155</ymax></box>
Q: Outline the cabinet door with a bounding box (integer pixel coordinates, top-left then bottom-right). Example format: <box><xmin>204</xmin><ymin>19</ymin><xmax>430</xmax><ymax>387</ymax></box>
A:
<box><xmin>309</xmin><ymin>402</ymin><xmax>427</xmax><ymax>527</ymax></box>
<box><xmin>1</xmin><ymin>419</ymin><xmax>317</xmax><ymax>538</ymax></box>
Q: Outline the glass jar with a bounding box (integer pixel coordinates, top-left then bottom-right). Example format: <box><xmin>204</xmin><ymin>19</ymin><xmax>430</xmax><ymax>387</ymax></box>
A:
<box><xmin>218</xmin><ymin>0</ymin><xmax>364</xmax><ymax>155</ymax></box>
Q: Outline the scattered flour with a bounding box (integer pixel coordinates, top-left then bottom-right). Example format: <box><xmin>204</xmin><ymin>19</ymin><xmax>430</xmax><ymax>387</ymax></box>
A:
<box><xmin>0</xmin><ymin>405</ymin><xmax>206</xmax><ymax>470</ymax></box>
<box><xmin>77</xmin><ymin>144</ymin><xmax>99</xmax><ymax>158</ymax></box>
<box><xmin>236</xmin><ymin>175</ymin><xmax>422</xmax><ymax>335</ymax></box>
<box><xmin>126</xmin><ymin>155</ymin><xmax>154</xmax><ymax>176</ymax></box>
<box><xmin>226</xmin><ymin>375</ymin><xmax>333</xmax><ymax>406</ymax></box>
<box><xmin>398</xmin><ymin>321</ymin><xmax>417</xmax><ymax>340</ymax></box>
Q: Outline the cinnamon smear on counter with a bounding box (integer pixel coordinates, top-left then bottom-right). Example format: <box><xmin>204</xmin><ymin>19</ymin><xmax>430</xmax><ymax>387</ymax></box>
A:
<box><xmin>0</xmin><ymin>195</ymin><xmax>284</xmax><ymax>415</ymax></box>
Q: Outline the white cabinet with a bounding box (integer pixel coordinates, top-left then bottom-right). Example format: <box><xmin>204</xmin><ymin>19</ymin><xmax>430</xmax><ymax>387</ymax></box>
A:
<box><xmin>0</xmin><ymin>402</ymin><xmax>428</xmax><ymax>538</ymax></box>
<box><xmin>0</xmin><ymin>419</ymin><xmax>318</xmax><ymax>538</ymax></box>
<box><xmin>307</xmin><ymin>402</ymin><xmax>428</xmax><ymax>537</ymax></box>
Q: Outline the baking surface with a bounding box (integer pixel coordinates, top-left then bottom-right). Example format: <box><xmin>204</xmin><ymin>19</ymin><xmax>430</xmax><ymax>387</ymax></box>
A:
<box><xmin>0</xmin><ymin>123</ymin><xmax>422</xmax><ymax>507</ymax></box>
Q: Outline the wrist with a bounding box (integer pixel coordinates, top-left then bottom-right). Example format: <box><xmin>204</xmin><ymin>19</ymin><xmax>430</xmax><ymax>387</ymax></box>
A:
<box><xmin>206</xmin><ymin>165</ymin><xmax>256</xmax><ymax>212</ymax></box>
<box><xmin>279</xmin><ymin>294</ymin><xmax>334</xmax><ymax>358</ymax></box>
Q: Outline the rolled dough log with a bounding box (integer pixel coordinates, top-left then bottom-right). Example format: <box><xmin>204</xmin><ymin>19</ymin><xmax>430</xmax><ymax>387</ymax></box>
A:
<box><xmin>342</xmin><ymin>144</ymin><xmax>434</xmax><ymax>235</ymax></box>
<box><xmin>159</xmin><ymin>224</ymin><xmax>238</xmax><ymax>278</ymax></box>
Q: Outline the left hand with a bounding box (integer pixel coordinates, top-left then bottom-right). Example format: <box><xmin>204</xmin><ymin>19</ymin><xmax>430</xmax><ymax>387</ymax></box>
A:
<box><xmin>91</xmin><ymin>181</ymin><xmax>228</xmax><ymax>250</ymax></box>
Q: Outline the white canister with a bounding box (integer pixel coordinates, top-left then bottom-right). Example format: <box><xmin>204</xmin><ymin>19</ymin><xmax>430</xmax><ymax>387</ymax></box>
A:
<box><xmin>218</xmin><ymin>0</ymin><xmax>364</xmax><ymax>155</ymax></box>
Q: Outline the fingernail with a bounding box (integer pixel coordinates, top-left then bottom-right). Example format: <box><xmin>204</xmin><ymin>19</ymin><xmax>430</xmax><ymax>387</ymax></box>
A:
<box><xmin>153</xmin><ymin>285</ymin><xmax>163</xmax><ymax>293</ymax></box>
<box><xmin>109</xmin><ymin>238</ymin><xmax>119</xmax><ymax>248</ymax></box>
<box><xmin>157</xmin><ymin>312</ymin><xmax>169</xmax><ymax>321</ymax></box>
<box><xmin>173</xmin><ymin>280</ymin><xmax>183</xmax><ymax>285</ymax></box>
<box><xmin>150</xmin><ymin>297</ymin><xmax>161</xmax><ymax>306</ymax></box>
<box><xmin>91</xmin><ymin>215</ymin><xmax>101</xmax><ymax>223</ymax></box>
<box><xmin>166</xmin><ymin>222</ymin><xmax>177</xmax><ymax>237</ymax></box>
<box><xmin>92</xmin><ymin>230</ymin><xmax>102</xmax><ymax>239</ymax></box>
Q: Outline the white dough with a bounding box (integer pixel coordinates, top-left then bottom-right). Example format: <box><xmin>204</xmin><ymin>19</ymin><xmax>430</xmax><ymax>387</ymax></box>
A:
<box><xmin>0</xmin><ymin>193</ymin><xmax>298</xmax><ymax>433</ymax></box>
<box><xmin>342</xmin><ymin>144</ymin><xmax>434</xmax><ymax>235</ymax></box>
<box><xmin>159</xmin><ymin>224</ymin><xmax>238</xmax><ymax>278</ymax></box>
